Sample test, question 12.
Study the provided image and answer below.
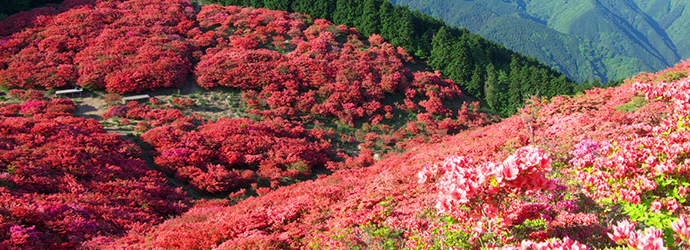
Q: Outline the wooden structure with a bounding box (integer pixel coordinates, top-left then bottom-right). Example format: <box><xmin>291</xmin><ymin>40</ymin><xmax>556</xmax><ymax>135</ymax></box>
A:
<box><xmin>55</xmin><ymin>87</ymin><xmax>83</xmax><ymax>97</ymax></box>
<box><xmin>122</xmin><ymin>94</ymin><xmax>150</xmax><ymax>103</ymax></box>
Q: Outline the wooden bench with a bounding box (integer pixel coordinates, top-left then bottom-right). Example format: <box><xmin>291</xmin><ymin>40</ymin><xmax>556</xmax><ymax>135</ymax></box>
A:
<box><xmin>122</xmin><ymin>94</ymin><xmax>150</xmax><ymax>103</ymax></box>
<box><xmin>55</xmin><ymin>87</ymin><xmax>83</xmax><ymax>97</ymax></box>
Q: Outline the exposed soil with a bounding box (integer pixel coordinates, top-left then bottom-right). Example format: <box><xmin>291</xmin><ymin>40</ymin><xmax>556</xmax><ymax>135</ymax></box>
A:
<box><xmin>67</xmin><ymin>78</ymin><xmax>247</xmax><ymax>136</ymax></box>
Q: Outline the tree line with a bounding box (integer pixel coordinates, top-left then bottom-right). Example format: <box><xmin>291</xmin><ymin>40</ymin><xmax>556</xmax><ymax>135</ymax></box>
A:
<box><xmin>0</xmin><ymin>0</ymin><xmax>61</xmax><ymax>17</ymax></box>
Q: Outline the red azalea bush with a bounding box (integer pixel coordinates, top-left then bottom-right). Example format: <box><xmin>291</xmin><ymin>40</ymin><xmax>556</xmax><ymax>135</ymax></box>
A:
<box><xmin>171</xmin><ymin>97</ymin><xmax>195</xmax><ymax>108</ymax></box>
<box><xmin>141</xmin><ymin>117</ymin><xmax>333</xmax><ymax>194</ymax></box>
<box><xmin>17</xmin><ymin>98</ymin><xmax>76</xmax><ymax>116</ymax></box>
<box><xmin>101</xmin><ymin>101</ymin><xmax>198</xmax><ymax>130</ymax></box>
<box><xmin>0</xmin><ymin>100</ymin><xmax>190</xmax><ymax>249</ymax></box>
<box><xmin>7</xmin><ymin>89</ymin><xmax>44</xmax><ymax>101</ymax></box>
<box><xmin>0</xmin><ymin>0</ymin><xmax>196</xmax><ymax>93</ymax></box>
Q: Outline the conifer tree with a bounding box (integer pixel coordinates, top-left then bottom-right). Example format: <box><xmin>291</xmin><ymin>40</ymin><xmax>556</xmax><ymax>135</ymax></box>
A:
<box><xmin>484</xmin><ymin>63</ymin><xmax>498</xmax><ymax>111</ymax></box>
<box><xmin>392</xmin><ymin>6</ymin><xmax>415</xmax><ymax>50</ymax></box>
<box><xmin>553</xmin><ymin>75</ymin><xmax>572</xmax><ymax>95</ymax></box>
<box><xmin>468</xmin><ymin>64</ymin><xmax>484</xmax><ymax>98</ymax></box>
<box><xmin>497</xmin><ymin>69</ymin><xmax>510</xmax><ymax>114</ymax></box>
<box><xmin>521</xmin><ymin>65</ymin><xmax>535</xmax><ymax>96</ymax></box>
<box><xmin>358</xmin><ymin>0</ymin><xmax>382</xmax><ymax>37</ymax></box>
<box><xmin>333</xmin><ymin>0</ymin><xmax>355</xmax><ymax>26</ymax></box>
<box><xmin>264</xmin><ymin>0</ymin><xmax>290</xmax><ymax>11</ymax></box>
<box><xmin>508</xmin><ymin>56</ymin><xmax>523</xmax><ymax>112</ymax></box>
<box><xmin>429</xmin><ymin>26</ymin><xmax>453</xmax><ymax>74</ymax></box>
<box><xmin>291</xmin><ymin>0</ymin><xmax>314</xmax><ymax>16</ymax></box>
<box><xmin>379</xmin><ymin>0</ymin><xmax>396</xmax><ymax>41</ymax></box>
<box><xmin>447</xmin><ymin>41</ymin><xmax>471</xmax><ymax>84</ymax></box>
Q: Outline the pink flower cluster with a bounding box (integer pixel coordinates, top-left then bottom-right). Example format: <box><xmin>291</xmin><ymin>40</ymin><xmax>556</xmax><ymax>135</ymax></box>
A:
<box><xmin>496</xmin><ymin>237</ymin><xmax>588</xmax><ymax>250</ymax></box>
<box><xmin>496</xmin><ymin>146</ymin><xmax>554</xmax><ymax>192</ymax></box>
<box><xmin>634</xmin><ymin>78</ymin><xmax>690</xmax><ymax>116</ymax></box>
<box><xmin>608</xmin><ymin>220</ymin><xmax>667</xmax><ymax>250</ymax></box>
<box><xmin>568</xmin><ymin>139</ymin><xmax>603</xmax><ymax>165</ymax></box>
<box><xmin>671</xmin><ymin>215</ymin><xmax>690</xmax><ymax>240</ymax></box>
<box><xmin>419</xmin><ymin>145</ymin><xmax>555</xmax><ymax>232</ymax></box>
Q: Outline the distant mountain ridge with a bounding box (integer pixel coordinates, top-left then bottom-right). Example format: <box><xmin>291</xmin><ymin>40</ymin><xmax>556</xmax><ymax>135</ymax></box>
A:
<box><xmin>391</xmin><ymin>0</ymin><xmax>689</xmax><ymax>83</ymax></box>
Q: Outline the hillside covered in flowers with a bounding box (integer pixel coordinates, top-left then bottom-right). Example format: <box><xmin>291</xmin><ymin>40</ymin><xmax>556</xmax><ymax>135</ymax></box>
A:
<box><xmin>2</xmin><ymin>0</ymin><xmax>690</xmax><ymax>249</ymax></box>
<box><xmin>94</xmin><ymin>60</ymin><xmax>690</xmax><ymax>250</ymax></box>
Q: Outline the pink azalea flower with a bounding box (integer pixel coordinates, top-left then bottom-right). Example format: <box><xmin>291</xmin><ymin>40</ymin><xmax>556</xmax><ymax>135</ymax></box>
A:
<box><xmin>671</xmin><ymin>215</ymin><xmax>690</xmax><ymax>239</ymax></box>
<box><xmin>666</xmin><ymin>198</ymin><xmax>680</xmax><ymax>213</ymax></box>
<box><xmin>608</xmin><ymin>220</ymin><xmax>635</xmax><ymax>245</ymax></box>
<box><xmin>650</xmin><ymin>200</ymin><xmax>663</xmax><ymax>212</ymax></box>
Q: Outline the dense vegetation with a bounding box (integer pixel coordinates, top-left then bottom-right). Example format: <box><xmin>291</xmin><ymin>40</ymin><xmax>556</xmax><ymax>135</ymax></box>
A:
<box><xmin>122</xmin><ymin>0</ymin><xmax>579</xmax><ymax>115</ymax></box>
<box><xmin>95</xmin><ymin>4</ymin><xmax>492</xmax><ymax>195</ymax></box>
<box><xmin>390</xmin><ymin>0</ymin><xmax>689</xmax><ymax>84</ymax></box>
<box><xmin>0</xmin><ymin>0</ymin><xmax>583</xmax><ymax>116</ymax></box>
<box><xmin>0</xmin><ymin>97</ymin><xmax>189</xmax><ymax>249</ymax></box>
<box><xmin>106</xmin><ymin>61</ymin><xmax>690</xmax><ymax>249</ymax></box>
<box><xmin>3</xmin><ymin>0</ymin><xmax>690</xmax><ymax>249</ymax></box>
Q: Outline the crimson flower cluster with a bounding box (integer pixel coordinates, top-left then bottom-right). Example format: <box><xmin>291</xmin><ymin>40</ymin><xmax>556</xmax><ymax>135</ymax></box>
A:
<box><xmin>0</xmin><ymin>100</ymin><xmax>189</xmax><ymax>249</ymax></box>
<box><xmin>0</xmin><ymin>0</ymin><xmax>195</xmax><ymax>93</ymax></box>
<box><xmin>141</xmin><ymin>117</ymin><xmax>333</xmax><ymax>194</ymax></box>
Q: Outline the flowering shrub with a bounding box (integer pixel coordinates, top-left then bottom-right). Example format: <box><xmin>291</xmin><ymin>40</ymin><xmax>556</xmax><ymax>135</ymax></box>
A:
<box><xmin>560</xmin><ymin>73</ymin><xmax>690</xmax><ymax>248</ymax></box>
<box><xmin>15</xmin><ymin>98</ymin><xmax>76</xmax><ymax>116</ymax></box>
<box><xmin>101</xmin><ymin>101</ymin><xmax>197</xmax><ymax>131</ymax></box>
<box><xmin>141</xmin><ymin>117</ymin><xmax>333</xmax><ymax>194</ymax></box>
<box><xmin>416</xmin><ymin>146</ymin><xmax>558</xmax><ymax>247</ymax></box>
<box><xmin>0</xmin><ymin>99</ymin><xmax>190</xmax><ymax>249</ymax></box>
<box><xmin>7</xmin><ymin>89</ymin><xmax>44</xmax><ymax>101</ymax></box>
<box><xmin>171</xmin><ymin>97</ymin><xmax>195</xmax><ymax>108</ymax></box>
<box><xmin>0</xmin><ymin>0</ymin><xmax>196</xmax><ymax>93</ymax></box>
<box><xmin>495</xmin><ymin>237</ymin><xmax>589</xmax><ymax>250</ymax></box>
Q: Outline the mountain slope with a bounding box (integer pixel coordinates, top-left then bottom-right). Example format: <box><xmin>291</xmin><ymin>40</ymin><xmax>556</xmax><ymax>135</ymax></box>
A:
<box><xmin>391</xmin><ymin>0</ymin><xmax>686</xmax><ymax>83</ymax></box>
<box><xmin>4</xmin><ymin>0</ymin><xmax>690</xmax><ymax>248</ymax></box>
<box><xmin>107</xmin><ymin>60</ymin><xmax>690</xmax><ymax>249</ymax></box>
<box><xmin>634</xmin><ymin>0</ymin><xmax>690</xmax><ymax>59</ymax></box>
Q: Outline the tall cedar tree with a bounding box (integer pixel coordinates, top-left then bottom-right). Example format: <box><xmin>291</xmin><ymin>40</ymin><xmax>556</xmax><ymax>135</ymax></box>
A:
<box><xmin>468</xmin><ymin>64</ymin><xmax>484</xmax><ymax>98</ymax></box>
<box><xmin>264</xmin><ymin>0</ymin><xmax>290</xmax><ymax>11</ymax></box>
<box><xmin>429</xmin><ymin>26</ymin><xmax>453</xmax><ymax>73</ymax></box>
<box><xmin>358</xmin><ymin>0</ymin><xmax>382</xmax><ymax>37</ymax></box>
<box><xmin>447</xmin><ymin>41</ymin><xmax>472</xmax><ymax>84</ymax></box>
<box><xmin>484</xmin><ymin>63</ymin><xmax>498</xmax><ymax>111</ymax></box>
<box><xmin>496</xmin><ymin>69</ymin><xmax>510</xmax><ymax>113</ymax></box>
<box><xmin>508</xmin><ymin>56</ymin><xmax>523</xmax><ymax>113</ymax></box>
<box><xmin>392</xmin><ymin>5</ymin><xmax>415</xmax><ymax>51</ymax></box>
<box><xmin>379</xmin><ymin>0</ymin><xmax>396</xmax><ymax>42</ymax></box>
